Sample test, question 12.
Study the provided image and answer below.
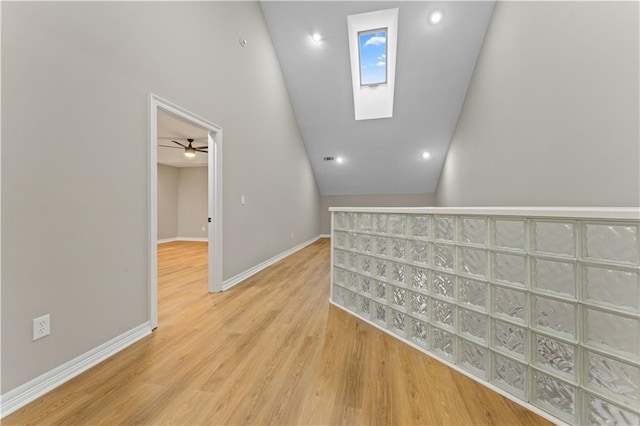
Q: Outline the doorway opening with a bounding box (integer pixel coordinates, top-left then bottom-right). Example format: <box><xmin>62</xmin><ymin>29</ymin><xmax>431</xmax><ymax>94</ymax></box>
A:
<box><xmin>149</xmin><ymin>94</ymin><xmax>223</xmax><ymax>329</ymax></box>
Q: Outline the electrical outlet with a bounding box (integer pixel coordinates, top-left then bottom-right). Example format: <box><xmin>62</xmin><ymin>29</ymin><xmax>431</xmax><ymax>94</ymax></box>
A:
<box><xmin>290</xmin><ymin>232</ymin><xmax>294</xmax><ymax>239</ymax></box>
<box><xmin>201</xmin><ymin>226</ymin><xmax>205</xmax><ymax>232</ymax></box>
<box><xmin>33</xmin><ymin>314</ymin><xmax>50</xmax><ymax>341</ymax></box>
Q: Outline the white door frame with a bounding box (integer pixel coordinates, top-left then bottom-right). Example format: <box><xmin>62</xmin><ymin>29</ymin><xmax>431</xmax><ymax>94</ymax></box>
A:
<box><xmin>148</xmin><ymin>93</ymin><xmax>223</xmax><ymax>329</ymax></box>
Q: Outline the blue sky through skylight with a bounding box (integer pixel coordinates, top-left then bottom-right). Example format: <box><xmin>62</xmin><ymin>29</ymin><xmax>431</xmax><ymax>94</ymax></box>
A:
<box><xmin>358</xmin><ymin>29</ymin><xmax>387</xmax><ymax>86</ymax></box>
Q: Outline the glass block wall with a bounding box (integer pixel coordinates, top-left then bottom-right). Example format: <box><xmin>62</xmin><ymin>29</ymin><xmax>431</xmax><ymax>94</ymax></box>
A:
<box><xmin>331</xmin><ymin>210</ymin><xmax>640</xmax><ymax>425</ymax></box>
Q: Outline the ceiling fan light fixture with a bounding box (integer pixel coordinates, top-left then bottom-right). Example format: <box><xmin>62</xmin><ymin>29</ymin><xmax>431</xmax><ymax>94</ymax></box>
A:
<box><xmin>184</xmin><ymin>147</ymin><xmax>197</xmax><ymax>158</ymax></box>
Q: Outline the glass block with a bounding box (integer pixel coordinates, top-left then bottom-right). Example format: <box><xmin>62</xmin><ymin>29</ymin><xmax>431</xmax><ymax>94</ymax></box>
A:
<box><xmin>346</xmin><ymin>272</ymin><xmax>358</xmax><ymax>289</ymax></box>
<box><xmin>459</xmin><ymin>247</ymin><xmax>487</xmax><ymax>278</ymax></box>
<box><xmin>434</xmin><ymin>216</ymin><xmax>455</xmax><ymax>242</ymax></box>
<box><xmin>374</xmin><ymin>214</ymin><xmax>387</xmax><ymax>234</ymax></box>
<box><xmin>432</xmin><ymin>299</ymin><xmax>455</xmax><ymax>329</ymax></box>
<box><xmin>411</xmin><ymin>292</ymin><xmax>429</xmax><ymax>318</ymax></box>
<box><xmin>493</xmin><ymin>352</ymin><xmax>527</xmax><ymax>395</ymax></box>
<box><xmin>391</xmin><ymin>262</ymin><xmax>406</xmax><ymax>285</ymax></box>
<box><xmin>433</xmin><ymin>244</ymin><xmax>455</xmax><ymax>271</ymax></box>
<box><xmin>531</xmin><ymin>258</ymin><xmax>576</xmax><ymax>298</ymax></box>
<box><xmin>344</xmin><ymin>290</ymin><xmax>356</xmax><ymax>308</ymax></box>
<box><xmin>375</xmin><ymin>302</ymin><xmax>387</xmax><ymax>324</ymax></box>
<box><xmin>459</xmin><ymin>279</ymin><xmax>488</xmax><ymax>310</ymax></box>
<box><xmin>357</xmin><ymin>295</ymin><xmax>371</xmax><ymax>318</ymax></box>
<box><xmin>410</xmin><ymin>318</ymin><xmax>428</xmax><ymax>347</ymax></box>
<box><xmin>359</xmin><ymin>234</ymin><xmax>372</xmax><ymax>254</ymax></box>
<box><xmin>534</xmin><ymin>333</ymin><xmax>576</xmax><ymax>379</ymax></box>
<box><xmin>431</xmin><ymin>327</ymin><xmax>454</xmax><ymax>360</ymax></box>
<box><xmin>389</xmin><ymin>215</ymin><xmax>406</xmax><ymax>236</ymax></box>
<box><xmin>584</xmin><ymin>223</ymin><xmax>639</xmax><ymax>265</ymax></box>
<box><xmin>345</xmin><ymin>213</ymin><xmax>356</xmax><ymax>231</ymax></box>
<box><xmin>358</xmin><ymin>213</ymin><xmax>372</xmax><ymax>232</ymax></box>
<box><xmin>390</xmin><ymin>239</ymin><xmax>406</xmax><ymax>260</ymax></box>
<box><xmin>348</xmin><ymin>232</ymin><xmax>357</xmax><ymax>250</ymax></box>
<box><xmin>334</xmin><ymin>249</ymin><xmax>346</xmax><ymax>267</ymax></box>
<box><xmin>348</xmin><ymin>252</ymin><xmax>358</xmax><ymax>270</ymax></box>
<box><xmin>584</xmin><ymin>265</ymin><xmax>640</xmax><ymax>313</ymax></box>
<box><xmin>373</xmin><ymin>236</ymin><xmax>387</xmax><ymax>257</ymax></box>
<box><xmin>533</xmin><ymin>296</ymin><xmax>576</xmax><ymax>338</ymax></box>
<box><xmin>360</xmin><ymin>256</ymin><xmax>371</xmax><ymax>275</ymax></box>
<box><xmin>392</xmin><ymin>310</ymin><xmax>406</xmax><ymax>334</ymax></box>
<box><xmin>410</xmin><ymin>215</ymin><xmax>429</xmax><ymax>239</ymax></box>
<box><xmin>392</xmin><ymin>286</ymin><xmax>406</xmax><ymax>308</ymax></box>
<box><xmin>460</xmin><ymin>217</ymin><xmax>487</xmax><ymax>246</ymax></box>
<box><xmin>586</xmin><ymin>350</ymin><xmax>639</xmax><ymax>402</ymax></box>
<box><xmin>333</xmin><ymin>285</ymin><xmax>345</xmax><ymax>305</ymax></box>
<box><xmin>334</xmin><ymin>267</ymin><xmax>346</xmax><ymax>285</ymax></box>
<box><xmin>410</xmin><ymin>241</ymin><xmax>429</xmax><ymax>265</ymax></box>
<box><xmin>492</xmin><ymin>253</ymin><xmax>526</xmax><ymax>287</ymax></box>
<box><xmin>334</xmin><ymin>231</ymin><xmax>346</xmax><ymax>248</ymax></box>
<box><xmin>585</xmin><ymin>393</ymin><xmax>639</xmax><ymax>426</ymax></box>
<box><xmin>334</xmin><ymin>212</ymin><xmax>345</xmax><ymax>230</ymax></box>
<box><xmin>459</xmin><ymin>338</ymin><xmax>487</xmax><ymax>377</ymax></box>
<box><xmin>432</xmin><ymin>272</ymin><xmax>454</xmax><ymax>299</ymax></box>
<box><xmin>375</xmin><ymin>281</ymin><xmax>386</xmax><ymax>300</ymax></box>
<box><xmin>585</xmin><ymin>307</ymin><xmax>640</xmax><ymax>359</ymax></box>
<box><xmin>411</xmin><ymin>267</ymin><xmax>429</xmax><ymax>292</ymax></box>
<box><xmin>493</xmin><ymin>219</ymin><xmax>525</xmax><ymax>251</ymax></box>
<box><xmin>532</xmin><ymin>221</ymin><xmax>575</xmax><ymax>256</ymax></box>
<box><xmin>460</xmin><ymin>308</ymin><xmax>487</xmax><ymax>342</ymax></box>
<box><xmin>493</xmin><ymin>286</ymin><xmax>526</xmax><ymax>323</ymax></box>
<box><xmin>532</xmin><ymin>370</ymin><xmax>576</xmax><ymax>418</ymax></box>
<box><xmin>374</xmin><ymin>259</ymin><xmax>387</xmax><ymax>280</ymax></box>
<box><xmin>361</xmin><ymin>276</ymin><xmax>372</xmax><ymax>295</ymax></box>
<box><xmin>493</xmin><ymin>319</ymin><xmax>526</xmax><ymax>358</ymax></box>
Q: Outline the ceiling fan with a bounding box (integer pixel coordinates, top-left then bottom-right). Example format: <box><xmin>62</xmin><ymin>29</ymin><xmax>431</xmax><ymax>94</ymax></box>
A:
<box><xmin>159</xmin><ymin>139</ymin><xmax>207</xmax><ymax>158</ymax></box>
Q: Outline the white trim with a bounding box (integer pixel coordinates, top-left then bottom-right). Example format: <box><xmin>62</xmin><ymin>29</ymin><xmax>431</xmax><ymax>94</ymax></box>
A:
<box><xmin>329</xmin><ymin>302</ymin><xmax>566</xmax><ymax>426</ymax></box>
<box><xmin>149</xmin><ymin>93</ymin><xmax>224</xmax><ymax>329</ymax></box>
<box><xmin>0</xmin><ymin>322</ymin><xmax>152</xmax><ymax>418</ymax></box>
<box><xmin>222</xmin><ymin>235</ymin><xmax>323</xmax><ymax>291</ymax></box>
<box><xmin>329</xmin><ymin>206</ymin><xmax>640</xmax><ymax>220</ymax></box>
<box><xmin>319</xmin><ymin>234</ymin><xmax>331</xmax><ymax>239</ymax></box>
<box><xmin>157</xmin><ymin>237</ymin><xmax>178</xmax><ymax>244</ymax></box>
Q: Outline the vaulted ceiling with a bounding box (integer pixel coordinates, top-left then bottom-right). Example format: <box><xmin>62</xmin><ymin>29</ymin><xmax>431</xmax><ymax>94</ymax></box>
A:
<box><xmin>261</xmin><ymin>1</ymin><xmax>494</xmax><ymax>195</ymax></box>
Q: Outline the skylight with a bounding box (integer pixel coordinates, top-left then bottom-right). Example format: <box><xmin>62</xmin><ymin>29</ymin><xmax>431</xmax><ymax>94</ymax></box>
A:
<box><xmin>358</xmin><ymin>28</ymin><xmax>387</xmax><ymax>86</ymax></box>
<box><xmin>347</xmin><ymin>8</ymin><xmax>398</xmax><ymax>120</ymax></box>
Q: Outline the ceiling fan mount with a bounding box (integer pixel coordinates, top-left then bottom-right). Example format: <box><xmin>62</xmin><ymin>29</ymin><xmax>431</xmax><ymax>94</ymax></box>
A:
<box><xmin>159</xmin><ymin>138</ymin><xmax>208</xmax><ymax>158</ymax></box>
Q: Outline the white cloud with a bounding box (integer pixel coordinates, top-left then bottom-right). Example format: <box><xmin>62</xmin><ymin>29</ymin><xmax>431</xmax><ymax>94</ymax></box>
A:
<box><xmin>376</xmin><ymin>61</ymin><xmax>386</xmax><ymax>67</ymax></box>
<box><xmin>378</xmin><ymin>54</ymin><xmax>386</xmax><ymax>59</ymax></box>
<box><xmin>364</xmin><ymin>36</ymin><xmax>386</xmax><ymax>47</ymax></box>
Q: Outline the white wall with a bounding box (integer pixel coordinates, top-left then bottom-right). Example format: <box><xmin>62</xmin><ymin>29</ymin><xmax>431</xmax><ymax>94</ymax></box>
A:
<box><xmin>320</xmin><ymin>194</ymin><xmax>436</xmax><ymax>235</ymax></box>
<box><xmin>436</xmin><ymin>1</ymin><xmax>639</xmax><ymax>207</ymax></box>
<box><xmin>2</xmin><ymin>2</ymin><xmax>320</xmax><ymax>393</ymax></box>
<box><xmin>157</xmin><ymin>164</ymin><xmax>179</xmax><ymax>240</ymax></box>
<box><xmin>178</xmin><ymin>167</ymin><xmax>208</xmax><ymax>239</ymax></box>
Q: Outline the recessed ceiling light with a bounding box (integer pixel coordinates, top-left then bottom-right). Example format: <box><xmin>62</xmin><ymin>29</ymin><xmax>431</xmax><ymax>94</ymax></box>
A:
<box><xmin>422</xmin><ymin>151</ymin><xmax>431</xmax><ymax>159</ymax></box>
<box><xmin>429</xmin><ymin>10</ymin><xmax>443</xmax><ymax>25</ymax></box>
<box><xmin>336</xmin><ymin>156</ymin><xmax>344</xmax><ymax>164</ymax></box>
<box><xmin>312</xmin><ymin>33</ymin><xmax>322</xmax><ymax>42</ymax></box>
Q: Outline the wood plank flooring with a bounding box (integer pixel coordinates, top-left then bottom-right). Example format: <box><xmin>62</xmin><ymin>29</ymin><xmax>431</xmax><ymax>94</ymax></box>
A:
<box><xmin>4</xmin><ymin>239</ymin><xmax>551</xmax><ymax>425</ymax></box>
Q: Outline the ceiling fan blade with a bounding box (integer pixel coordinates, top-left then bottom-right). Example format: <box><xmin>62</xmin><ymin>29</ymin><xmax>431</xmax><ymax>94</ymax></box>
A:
<box><xmin>159</xmin><ymin>145</ymin><xmax>184</xmax><ymax>150</ymax></box>
<box><xmin>195</xmin><ymin>148</ymin><xmax>208</xmax><ymax>152</ymax></box>
<box><xmin>172</xmin><ymin>140</ymin><xmax>187</xmax><ymax>148</ymax></box>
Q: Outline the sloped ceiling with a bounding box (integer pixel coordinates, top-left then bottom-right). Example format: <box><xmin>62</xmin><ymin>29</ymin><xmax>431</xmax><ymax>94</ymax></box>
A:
<box><xmin>261</xmin><ymin>1</ymin><xmax>494</xmax><ymax>195</ymax></box>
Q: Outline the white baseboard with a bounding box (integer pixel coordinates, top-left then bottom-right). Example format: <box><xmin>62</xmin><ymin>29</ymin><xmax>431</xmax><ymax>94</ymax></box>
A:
<box><xmin>0</xmin><ymin>322</ymin><xmax>152</xmax><ymax>418</ymax></box>
<box><xmin>222</xmin><ymin>235</ymin><xmax>322</xmax><ymax>291</ymax></box>
<box><xmin>319</xmin><ymin>234</ymin><xmax>331</xmax><ymax>238</ymax></box>
<box><xmin>157</xmin><ymin>237</ymin><xmax>208</xmax><ymax>244</ymax></box>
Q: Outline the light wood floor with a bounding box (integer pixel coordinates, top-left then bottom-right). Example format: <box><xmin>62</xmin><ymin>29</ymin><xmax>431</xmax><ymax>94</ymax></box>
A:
<box><xmin>5</xmin><ymin>239</ymin><xmax>550</xmax><ymax>425</ymax></box>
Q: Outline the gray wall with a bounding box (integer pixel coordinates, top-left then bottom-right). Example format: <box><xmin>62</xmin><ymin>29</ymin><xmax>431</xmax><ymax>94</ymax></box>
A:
<box><xmin>157</xmin><ymin>164</ymin><xmax>179</xmax><ymax>240</ymax></box>
<box><xmin>320</xmin><ymin>194</ymin><xmax>436</xmax><ymax>235</ymax></box>
<box><xmin>2</xmin><ymin>2</ymin><xmax>320</xmax><ymax>393</ymax></box>
<box><xmin>178</xmin><ymin>167</ymin><xmax>208</xmax><ymax>239</ymax></box>
<box><xmin>436</xmin><ymin>1</ymin><xmax>640</xmax><ymax>207</ymax></box>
